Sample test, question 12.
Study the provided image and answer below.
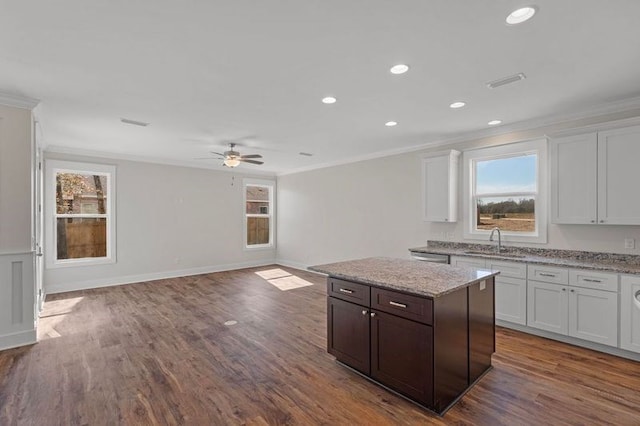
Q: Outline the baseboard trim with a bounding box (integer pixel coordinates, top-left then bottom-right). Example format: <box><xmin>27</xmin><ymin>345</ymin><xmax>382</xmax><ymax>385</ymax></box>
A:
<box><xmin>274</xmin><ymin>258</ymin><xmax>329</xmax><ymax>275</ymax></box>
<box><xmin>497</xmin><ymin>320</ymin><xmax>640</xmax><ymax>362</ymax></box>
<box><xmin>0</xmin><ymin>329</ymin><xmax>37</xmax><ymax>351</ymax></box>
<box><xmin>45</xmin><ymin>259</ymin><xmax>278</xmax><ymax>294</ymax></box>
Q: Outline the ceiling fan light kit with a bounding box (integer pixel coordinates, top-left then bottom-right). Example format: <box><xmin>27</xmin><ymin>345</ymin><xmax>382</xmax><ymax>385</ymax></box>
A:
<box><xmin>203</xmin><ymin>142</ymin><xmax>264</xmax><ymax>168</ymax></box>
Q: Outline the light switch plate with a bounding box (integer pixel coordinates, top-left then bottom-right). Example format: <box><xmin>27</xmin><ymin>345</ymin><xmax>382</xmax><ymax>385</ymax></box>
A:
<box><xmin>625</xmin><ymin>238</ymin><xmax>635</xmax><ymax>249</ymax></box>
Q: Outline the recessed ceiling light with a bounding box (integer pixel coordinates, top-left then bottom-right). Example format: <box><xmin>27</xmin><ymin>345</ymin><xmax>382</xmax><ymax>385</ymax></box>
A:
<box><xmin>488</xmin><ymin>120</ymin><xmax>502</xmax><ymax>126</ymax></box>
<box><xmin>390</xmin><ymin>64</ymin><xmax>409</xmax><ymax>75</ymax></box>
<box><xmin>385</xmin><ymin>121</ymin><xmax>398</xmax><ymax>127</ymax></box>
<box><xmin>506</xmin><ymin>6</ymin><xmax>537</xmax><ymax>25</ymax></box>
<box><xmin>450</xmin><ymin>101</ymin><xmax>466</xmax><ymax>109</ymax></box>
<box><xmin>322</xmin><ymin>96</ymin><xmax>337</xmax><ymax>104</ymax></box>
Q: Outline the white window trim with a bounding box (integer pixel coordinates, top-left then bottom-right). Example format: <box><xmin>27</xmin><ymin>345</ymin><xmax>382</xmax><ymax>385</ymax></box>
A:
<box><xmin>243</xmin><ymin>178</ymin><xmax>276</xmax><ymax>250</ymax></box>
<box><xmin>462</xmin><ymin>139</ymin><xmax>548</xmax><ymax>244</ymax></box>
<box><xmin>45</xmin><ymin>160</ymin><xmax>117</xmax><ymax>268</ymax></box>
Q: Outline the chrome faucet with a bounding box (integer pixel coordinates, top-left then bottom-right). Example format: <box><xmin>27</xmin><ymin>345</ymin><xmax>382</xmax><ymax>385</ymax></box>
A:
<box><xmin>489</xmin><ymin>227</ymin><xmax>502</xmax><ymax>253</ymax></box>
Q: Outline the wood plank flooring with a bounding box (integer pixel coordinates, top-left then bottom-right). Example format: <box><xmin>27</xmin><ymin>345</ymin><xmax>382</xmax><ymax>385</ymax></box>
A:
<box><xmin>1</xmin><ymin>265</ymin><xmax>640</xmax><ymax>425</ymax></box>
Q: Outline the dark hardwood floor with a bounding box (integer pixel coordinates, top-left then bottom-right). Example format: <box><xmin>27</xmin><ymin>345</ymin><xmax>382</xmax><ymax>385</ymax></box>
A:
<box><xmin>1</xmin><ymin>265</ymin><xmax>639</xmax><ymax>425</ymax></box>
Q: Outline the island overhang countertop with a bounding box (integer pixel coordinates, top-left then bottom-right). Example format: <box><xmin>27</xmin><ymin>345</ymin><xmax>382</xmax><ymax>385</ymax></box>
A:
<box><xmin>309</xmin><ymin>257</ymin><xmax>499</xmax><ymax>298</ymax></box>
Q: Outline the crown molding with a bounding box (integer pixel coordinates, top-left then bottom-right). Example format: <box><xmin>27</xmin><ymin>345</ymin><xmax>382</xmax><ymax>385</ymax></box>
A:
<box><xmin>0</xmin><ymin>92</ymin><xmax>40</xmax><ymax>110</ymax></box>
<box><xmin>278</xmin><ymin>95</ymin><xmax>640</xmax><ymax>176</ymax></box>
<box><xmin>44</xmin><ymin>145</ymin><xmax>278</xmax><ymax>177</ymax></box>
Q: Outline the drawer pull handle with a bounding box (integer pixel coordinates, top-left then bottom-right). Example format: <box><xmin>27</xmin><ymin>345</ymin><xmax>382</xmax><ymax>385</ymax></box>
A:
<box><xmin>339</xmin><ymin>288</ymin><xmax>354</xmax><ymax>294</ymax></box>
<box><xmin>362</xmin><ymin>310</ymin><xmax>368</xmax><ymax>315</ymax></box>
<box><xmin>583</xmin><ymin>278</ymin><xmax>602</xmax><ymax>283</ymax></box>
<box><xmin>389</xmin><ymin>301</ymin><xmax>407</xmax><ymax>308</ymax></box>
<box><xmin>634</xmin><ymin>290</ymin><xmax>640</xmax><ymax>311</ymax></box>
<box><xmin>539</xmin><ymin>273</ymin><xmax>556</xmax><ymax>278</ymax></box>
<box><xmin>370</xmin><ymin>312</ymin><xmax>376</xmax><ymax>317</ymax></box>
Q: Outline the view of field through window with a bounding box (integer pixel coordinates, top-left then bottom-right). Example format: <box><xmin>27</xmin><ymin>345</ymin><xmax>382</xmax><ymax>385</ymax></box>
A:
<box><xmin>475</xmin><ymin>154</ymin><xmax>536</xmax><ymax>232</ymax></box>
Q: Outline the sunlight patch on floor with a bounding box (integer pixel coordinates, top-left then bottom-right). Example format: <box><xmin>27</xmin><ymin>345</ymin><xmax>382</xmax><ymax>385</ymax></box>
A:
<box><xmin>255</xmin><ymin>268</ymin><xmax>314</xmax><ymax>291</ymax></box>
<box><xmin>38</xmin><ymin>296</ymin><xmax>85</xmax><ymax>340</ymax></box>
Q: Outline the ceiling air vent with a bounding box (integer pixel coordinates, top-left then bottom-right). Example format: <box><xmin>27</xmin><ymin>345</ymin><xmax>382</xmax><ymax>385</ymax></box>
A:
<box><xmin>486</xmin><ymin>73</ymin><xmax>526</xmax><ymax>89</ymax></box>
<box><xmin>120</xmin><ymin>118</ymin><xmax>150</xmax><ymax>127</ymax></box>
<box><xmin>299</xmin><ymin>152</ymin><xmax>313</xmax><ymax>156</ymax></box>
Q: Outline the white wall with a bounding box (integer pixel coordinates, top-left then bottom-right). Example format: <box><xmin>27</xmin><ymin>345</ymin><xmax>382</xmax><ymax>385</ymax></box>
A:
<box><xmin>0</xmin><ymin>104</ymin><xmax>32</xmax><ymax>252</ymax></box>
<box><xmin>44</xmin><ymin>152</ymin><xmax>276</xmax><ymax>293</ymax></box>
<box><xmin>277</xmin><ymin>110</ymin><xmax>640</xmax><ymax>268</ymax></box>
<box><xmin>0</xmin><ymin>103</ymin><xmax>36</xmax><ymax>350</ymax></box>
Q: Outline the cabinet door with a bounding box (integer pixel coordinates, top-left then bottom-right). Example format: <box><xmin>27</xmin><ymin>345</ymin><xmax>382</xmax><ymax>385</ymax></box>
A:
<box><xmin>327</xmin><ymin>297</ymin><xmax>370</xmax><ymax>374</ymax></box>
<box><xmin>495</xmin><ymin>276</ymin><xmax>527</xmax><ymax>325</ymax></box>
<box><xmin>598</xmin><ymin>125</ymin><xmax>640</xmax><ymax>224</ymax></box>
<box><xmin>527</xmin><ymin>281</ymin><xmax>568</xmax><ymax>335</ymax></box>
<box><xmin>621</xmin><ymin>276</ymin><xmax>640</xmax><ymax>353</ymax></box>
<box><xmin>568</xmin><ymin>287</ymin><xmax>618</xmax><ymax>347</ymax></box>
<box><xmin>370</xmin><ymin>310</ymin><xmax>433</xmax><ymax>406</ymax></box>
<box><xmin>450</xmin><ymin>256</ymin><xmax>486</xmax><ymax>269</ymax></box>
<box><xmin>550</xmin><ymin>133</ymin><xmax>598</xmax><ymax>224</ymax></box>
<box><xmin>422</xmin><ymin>151</ymin><xmax>459</xmax><ymax>222</ymax></box>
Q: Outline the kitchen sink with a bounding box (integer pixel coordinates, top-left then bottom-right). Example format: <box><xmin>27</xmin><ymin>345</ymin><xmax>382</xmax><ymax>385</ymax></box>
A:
<box><xmin>463</xmin><ymin>250</ymin><xmax>526</xmax><ymax>258</ymax></box>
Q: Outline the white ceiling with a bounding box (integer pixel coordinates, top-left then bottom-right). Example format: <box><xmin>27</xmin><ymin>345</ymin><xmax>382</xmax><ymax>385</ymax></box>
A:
<box><xmin>2</xmin><ymin>1</ymin><xmax>640</xmax><ymax>174</ymax></box>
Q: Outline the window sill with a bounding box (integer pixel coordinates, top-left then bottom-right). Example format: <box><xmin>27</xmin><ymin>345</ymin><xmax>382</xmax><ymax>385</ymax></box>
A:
<box><xmin>46</xmin><ymin>256</ymin><xmax>116</xmax><ymax>269</ymax></box>
<box><xmin>244</xmin><ymin>244</ymin><xmax>276</xmax><ymax>251</ymax></box>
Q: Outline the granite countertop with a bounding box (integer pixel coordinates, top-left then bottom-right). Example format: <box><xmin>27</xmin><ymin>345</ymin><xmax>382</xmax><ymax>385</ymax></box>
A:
<box><xmin>309</xmin><ymin>257</ymin><xmax>499</xmax><ymax>298</ymax></box>
<box><xmin>409</xmin><ymin>241</ymin><xmax>640</xmax><ymax>275</ymax></box>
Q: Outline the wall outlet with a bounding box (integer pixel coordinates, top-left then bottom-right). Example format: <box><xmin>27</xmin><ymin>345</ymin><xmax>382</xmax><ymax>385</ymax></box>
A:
<box><xmin>624</xmin><ymin>238</ymin><xmax>635</xmax><ymax>249</ymax></box>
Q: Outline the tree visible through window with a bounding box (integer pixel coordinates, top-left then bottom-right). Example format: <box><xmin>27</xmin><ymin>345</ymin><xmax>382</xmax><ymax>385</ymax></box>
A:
<box><xmin>55</xmin><ymin>172</ymin><xmax>109</xmax><ymax>260</ymax></box>
<box><xmin>245</xmin><ymin>184</ymin><xmax>272</xmax><ymax>246</ymax></box>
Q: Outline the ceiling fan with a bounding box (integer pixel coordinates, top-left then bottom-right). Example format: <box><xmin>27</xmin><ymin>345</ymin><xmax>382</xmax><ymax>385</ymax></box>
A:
<box><xmin>204</xmin><ymin>143</ymin><xmax>264</xmax><ymax>168</ymax></box>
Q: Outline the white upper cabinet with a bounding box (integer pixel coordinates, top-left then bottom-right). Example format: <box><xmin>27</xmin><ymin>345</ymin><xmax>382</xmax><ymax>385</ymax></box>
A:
<box><xmin>550</xmin><ymin>133</ymin><xmax>598</xmax><ymax>224</ymax></box>
<box><xmin>550</xmin><ymin>124</ymin><xmax>640</xmax><ymax>225</ymax></box>
<box><xmin>597</xmin><ymin>126</ymin><xmax>640</xmax><ymax>225</ymax></box>
<box><xmin>422</xmin><ymin>150</ymin><xmax>459</xmax><ymax>222</ymax></box>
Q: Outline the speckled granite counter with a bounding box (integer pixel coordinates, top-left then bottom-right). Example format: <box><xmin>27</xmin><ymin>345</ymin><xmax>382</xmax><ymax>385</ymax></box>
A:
<box><xmin>409</xmin><ymin>241</ymin><xmax>640</xmax><ymax>275</ymax></box>
<box><xmin>309</xmin><ymin>257</ymin><xmax>499</xmax><ymax>298</ymax></box>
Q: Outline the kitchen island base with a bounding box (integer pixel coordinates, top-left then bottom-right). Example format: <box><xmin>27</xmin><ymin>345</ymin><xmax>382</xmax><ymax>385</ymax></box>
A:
<box><xmin>316</xmin><ymin>258</ymin><xmax>497</xmax><ymax>416</ymax></box>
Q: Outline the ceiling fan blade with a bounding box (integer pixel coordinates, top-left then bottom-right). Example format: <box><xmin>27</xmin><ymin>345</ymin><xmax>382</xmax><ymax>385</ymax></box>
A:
<box><xmin>240</xmin><ymin>154</ymin><xmax>263</xmax><ymax>159</ymax></box>
<box><xmin>240</xmin><ymin>159</ymin><xmax>264</xmax><ymax>165</ymax></box>
<box><xmin>209</xmin><ymin>151</ymin><xmax>226</xmax><ymax>156</ymax></box>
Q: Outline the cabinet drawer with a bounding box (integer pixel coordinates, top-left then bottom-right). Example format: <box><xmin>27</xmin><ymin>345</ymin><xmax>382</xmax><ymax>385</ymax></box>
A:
<box><xmin>450</xmin><ymin>256</ymin><xmax>486</xmax><ymax>269</ymax></box>
<box><xmin>570</xmin><ymin>270</ymin><xmax>619</xmax><ymax>292</ymax></box>
<box><xmin>486</xmin><ymin>260</ymin><xmax>527</xmax><ymax>280</ymax></box>
<box><xmin>371</xmin><ymin>288</ymin><xmax>433</xmax><ymax>325</ymax></box>
<box><xmin>528</xmin><ymin>264</ymin><xmax>569</xmax><ymax>285</ymax></box>
<box><xmin>328</xmin><ymin>278</ymin><xmax>370</xmax><ymax>306</ymax></box>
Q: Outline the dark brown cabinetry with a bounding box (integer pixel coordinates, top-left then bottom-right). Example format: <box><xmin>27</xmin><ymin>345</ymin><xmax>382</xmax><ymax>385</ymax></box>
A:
<box><xmin>327</xmin><ymin>277</ymin><xmax>495</xmax><ymax>415</ymax></box>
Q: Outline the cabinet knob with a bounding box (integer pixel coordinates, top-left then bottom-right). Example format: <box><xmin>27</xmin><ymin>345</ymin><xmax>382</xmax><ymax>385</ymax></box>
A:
<box><xmin>362</xmin><ymin>310</ymin><xmax>368</xmax><ymax>315</ymax></box>
<box><xmin>590</xmin><ymin>220</ymin><xmax>595</xmax><ymax>223</ymax></box>
<box><xmin>562</xmin><ymin>288</ymin><xmax>566</xmax><ymax>292</ymax></box>
<box><xmin>570</xmin><ymin>289</ymin><xmax>575</xmax><ymax>293</ymax></box>
<box><xmin>370</xmin><ymin>312</ymin><xmax>376</xmax><ymax>317</ymax></box>
<box><xmin>600</xmin><ymin>220</ymin><xmax>605</xmax><ymax>223</ymax></box>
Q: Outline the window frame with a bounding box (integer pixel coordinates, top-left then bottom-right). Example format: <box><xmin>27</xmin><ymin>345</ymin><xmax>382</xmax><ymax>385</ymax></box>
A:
<box><xmin>462</xmin><ymin>139</ymin><xmax>548</xmax><ymax>244</ymax></box>
<box><xmin>243</xmin><ymin>178</ymin><xmax>276</xmax><ymax>250</ymax></box>
<box><xmin>45</xmin><ymin>160</ymin><xmax>117</xmax><ymax>268</ymax></box>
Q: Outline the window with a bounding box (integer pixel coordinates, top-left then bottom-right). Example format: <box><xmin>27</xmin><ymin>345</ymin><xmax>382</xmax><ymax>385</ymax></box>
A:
<box><xmin>45</xmin><ymin>160</ymin><xmax>116</xmax><ymax>267</ymax></box>
<box><xmin>463</xmin><ymin>139</ymin><xmax>547</xmax><ymax>243</ymax></box>
<box><xmin>243</xmin><ymin>178</ymin><xmax>275</xmax><ymax>249</ymax></box>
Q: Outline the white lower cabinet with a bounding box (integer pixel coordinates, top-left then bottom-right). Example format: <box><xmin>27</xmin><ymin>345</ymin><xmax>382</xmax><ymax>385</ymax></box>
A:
<box><xmin>569</xmin><ymin>287</ymin><xmax>618</xmax><ymax>346</ymax></box>
<box><xmin>620</xmin><ymin>276</ymin><xmax>640</xmax><ymax>353</ymax></box>
<box><xmin>527</xmin><ymin>280</ymin><xmax>569</xmax><ymax>334</ymax></box>
<box><xmin>527</xmin><ymin>265</ymin><xmax>619</xmax><ymax>347</ymax></box>
<box><xmin>495</xmin><ymin>276</ymin><xmax>527</xmax><ymax>325</ymax></box>
<box><xmin>450</xmin><ymin>255</ymin><xmax>624</xmax><ymax>351</ymax></box>
<box><xmin>451</xmin><ymin>256</ymin><xmax>527</xmax><ymax>325</ymax></box>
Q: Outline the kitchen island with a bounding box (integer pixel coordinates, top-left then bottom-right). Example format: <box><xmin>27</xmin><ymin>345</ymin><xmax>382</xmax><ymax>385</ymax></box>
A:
<box><xmin>310</xmin><ymin>257</ymin><xmax>499</xmax><ymax>415</ymax></box>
